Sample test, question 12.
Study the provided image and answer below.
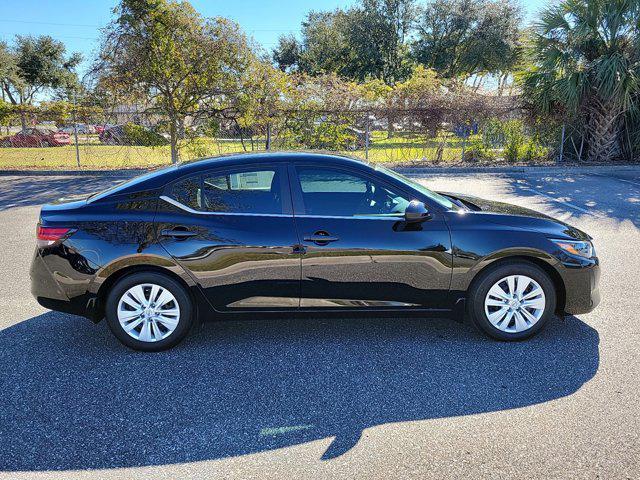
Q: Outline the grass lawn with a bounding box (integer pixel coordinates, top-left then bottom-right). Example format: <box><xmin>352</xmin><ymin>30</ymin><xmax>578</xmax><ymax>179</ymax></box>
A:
<box><xmin>0</xmin><ymin>132</ymin><xmax>476</xmax><ymax>170</ymax></box>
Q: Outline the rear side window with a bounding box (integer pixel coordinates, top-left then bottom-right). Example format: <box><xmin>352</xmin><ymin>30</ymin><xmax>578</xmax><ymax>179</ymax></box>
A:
<box><xmin>166</xmin><ymin>168</ymin><xmax>283</xmax><ymax>214</ymax></box>
<box><xmin>202</xmin><ymin>169</ymin><xmax>281</xmax><ymax>214</ymax></box>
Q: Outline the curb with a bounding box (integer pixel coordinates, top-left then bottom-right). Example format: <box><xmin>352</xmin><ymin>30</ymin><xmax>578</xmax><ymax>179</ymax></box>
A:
<box><xmin>395</xmin><ymin>164</ymin><xmax>640</xmax><ymax>175</ymax></box>
<box><xmin>0</xmin><ymin>169</ymin><xmax>149</xmax><ymax>177</ymax></box>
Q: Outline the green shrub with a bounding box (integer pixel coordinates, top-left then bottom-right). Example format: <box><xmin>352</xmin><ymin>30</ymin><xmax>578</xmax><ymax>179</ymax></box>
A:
<box><xmin>481</xmin><ymin>118</ymin><xmax>505</xmax><ymax>148</ymax></box>
<box><xmin>288</xmin><ymin>116</ymin><xmax>357</xmax><ymax>150</ymax></box>
<box><xmin>521</xmin><ymin>139</ymin><xmax>549</xmax><ymax>162</ymax></box>
<box><xmin>122</xmin><ymin>123</ymin><xmax>168</xmax><ymax>146</ymax></box>
<box><xmin>463</xmin><ymin>135</ymin><xmax>496</xmax><ymax>162</ymax></box>
<box><xmin>502</xmin><ymin>120</ymin><xmax>525</xmax><ymax>162</ymax></box>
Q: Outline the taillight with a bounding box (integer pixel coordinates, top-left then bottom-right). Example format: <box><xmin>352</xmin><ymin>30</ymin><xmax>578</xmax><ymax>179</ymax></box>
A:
<box><xmin>37</xmin><ymin>226</ymin><xmax>74</xmax><ymax>246</ymax></box>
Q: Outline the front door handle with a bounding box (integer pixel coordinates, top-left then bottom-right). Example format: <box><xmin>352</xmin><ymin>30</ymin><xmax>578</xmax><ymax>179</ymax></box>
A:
<box><xmin>304</xmin><ymin>231</ymin><xmax>339</xmax><ymax>245</ymax></box>
<box><xmin>161</xmin><ymin>227</ymin><xmax>198</xmax><ymax>239</ymax></box>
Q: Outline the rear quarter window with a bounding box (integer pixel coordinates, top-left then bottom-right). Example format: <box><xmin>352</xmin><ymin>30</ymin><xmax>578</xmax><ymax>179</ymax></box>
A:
<box><xmin>167</xmin><ymin>177</ymin><xmax>201</xmax><ymax>210</ymax></box>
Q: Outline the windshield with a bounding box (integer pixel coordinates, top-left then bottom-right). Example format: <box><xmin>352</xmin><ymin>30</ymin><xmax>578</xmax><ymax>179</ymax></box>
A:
<box><xmin>375</xmin><ymin>165</ymin><xmax>459</xmax><ymax>210</ymax></box>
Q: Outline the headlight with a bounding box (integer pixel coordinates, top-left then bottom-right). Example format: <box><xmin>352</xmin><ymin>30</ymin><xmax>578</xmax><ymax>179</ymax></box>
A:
<box><xmin>550</xmin><ymin>238</ymin><xmax>594</xmax><ymax>258</ymax></box>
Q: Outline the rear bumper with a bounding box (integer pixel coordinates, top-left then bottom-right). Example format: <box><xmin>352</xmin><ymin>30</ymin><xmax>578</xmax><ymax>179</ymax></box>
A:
<box><xmin>30</xmin><ymin>248</ymin><xmax>101</xmax><ymax>322</ymax></box>
<box><xmin>558</xmin><ymin>258</ymin><xmax>600</xmax><ymax>316</ymax></box>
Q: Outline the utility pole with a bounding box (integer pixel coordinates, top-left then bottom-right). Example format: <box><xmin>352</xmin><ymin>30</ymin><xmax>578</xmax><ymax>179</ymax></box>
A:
<box><xmin>72</xmin><ymin>89</ymin><xmax>80</xmax><ymax>168</ymax></box>
<box><xmin>558</xmin><ymin>123</ymin><xmax>566</xmax><ymax>163</ymax></box>
<box><xmin>365</xmin><ymin>118</ymin><xmax>370</xmax><ymax>161</ymax></box>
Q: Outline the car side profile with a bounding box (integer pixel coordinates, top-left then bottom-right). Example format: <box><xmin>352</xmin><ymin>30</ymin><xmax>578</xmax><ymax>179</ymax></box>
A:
<box><xmin>30</xmin><ymin>152</ymin><xmax>600</xmax><ymax>351</ymax></box>
<box><xmin>1</xmin><ymin>128</ymin><xmax>71</xmax><ymax>147</ymax></box>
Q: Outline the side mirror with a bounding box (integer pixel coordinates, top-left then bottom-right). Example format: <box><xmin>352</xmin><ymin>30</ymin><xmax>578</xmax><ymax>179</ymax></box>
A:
<box><xmin>404</xmin><ymin>200</ymin><xmax>430</xmax><ymax>223</ymax></box>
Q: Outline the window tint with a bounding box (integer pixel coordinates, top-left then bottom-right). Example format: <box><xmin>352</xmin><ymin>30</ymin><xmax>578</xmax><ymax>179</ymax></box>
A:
<box><xmin>168</xmin><ymin>176</ymin><xmax>201</xmax><ymax>210</ymax></box>
<box><xmin>202</xmin><ymin>169</ymin><xmax>282</xmax><ymax>214</ymax></box>
<box><xmin>375</xmin><ymin>165</ymin><xmax>459</xmax><ymax>210</ymax></box>
<box><xmin>296</xmin><ymin>167</ymin><xmax>409</xmax><ymax>217</ymax></box>
<box><xmin>299</xmin><ymin>170</ymin><xmax>367</xmax><ymax>193</ymax></box>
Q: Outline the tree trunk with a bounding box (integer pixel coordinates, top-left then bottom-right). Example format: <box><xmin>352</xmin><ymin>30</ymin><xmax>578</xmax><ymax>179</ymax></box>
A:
<box><xmin>169</xmin><ymin>119</ymin><xmax>179</xmax><ymax>164</ymax></box>
<box><xmin>20</xmin><ymin>111</ymin><xmax>27</xmax><ymax>132</ymax></box>
<box><xmin>266</xmin><ymin>122</ymin><xmax>271</xmax><ymax>150</ymax></box>
<box><xmin>586</xmin><ymin>99</ymin><xmax>622</xmax><ymax>163</ymax></box>
<box><xmin>387</xmin><ymin>112</ymin><xmax>395</xmax><ymax>139</ymax></box>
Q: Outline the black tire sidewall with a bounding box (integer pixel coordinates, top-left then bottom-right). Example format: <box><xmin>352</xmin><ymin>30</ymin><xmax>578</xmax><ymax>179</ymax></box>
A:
<box><xmin>105</xmin><ymin>272</ymin><xmax>193</xmax><ymax>351</ymax></box>
<box><xmin>469</xmin><ymin>262</ymin><xmax>557</xmax><ymax>341</ymax></box>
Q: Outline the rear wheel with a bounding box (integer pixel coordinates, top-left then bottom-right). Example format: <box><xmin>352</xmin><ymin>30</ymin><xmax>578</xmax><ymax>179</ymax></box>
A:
<box><xmin>105</xmin><ymin>272</ymin><xmax>193</xmax><ymax>351</ymax></box>
<box><xmin>468</xmin><ymin>261</ymin><xmax>556</xmax><ymax>341</ymax></box>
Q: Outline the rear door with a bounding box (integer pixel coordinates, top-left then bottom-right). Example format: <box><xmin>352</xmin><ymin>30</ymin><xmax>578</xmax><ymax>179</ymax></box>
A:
<box><xmin>156</xmin><ymin>163</ymin><xmax>301</xmax><ymax>311</ymax></box>
<box><xmin>290</xmin><ymin>163</ymin><xmax>452</xmax><ymax>310</ymax></box>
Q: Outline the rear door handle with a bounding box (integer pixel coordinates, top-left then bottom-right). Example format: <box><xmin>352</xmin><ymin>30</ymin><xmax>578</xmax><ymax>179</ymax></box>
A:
<box><xmin>304</xmin><ymin>231</ymin><xmax>339</xmax><ymax>245</ymax></box>
<box><xmin>304</xmin><ymin>235</ymin><xmax>339</xmax><ymax>243</ymax></box>
<box><xmin>161</xmin><ymin>228</ymin><xmax>198</xmax><ymax>238</ymax></box>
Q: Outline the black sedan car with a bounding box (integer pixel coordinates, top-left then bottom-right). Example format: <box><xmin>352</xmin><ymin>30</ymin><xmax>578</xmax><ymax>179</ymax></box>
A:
<box><xmin>30</xmin><ymin>152</ymin><xmax>600</xmax><ymax>351</ymax></box>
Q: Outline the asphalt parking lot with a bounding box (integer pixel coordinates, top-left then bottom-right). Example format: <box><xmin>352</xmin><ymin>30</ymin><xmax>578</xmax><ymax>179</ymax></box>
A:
<box><xmin>0</xmin><ymin>167</ymin><xmax>639</xmax><ymax>479</ymax></box>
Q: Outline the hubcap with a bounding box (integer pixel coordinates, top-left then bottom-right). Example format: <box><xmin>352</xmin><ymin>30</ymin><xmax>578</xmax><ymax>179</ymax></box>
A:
<box><xmin>484</xmin><ymin>275</ymin><xmax>546</xmax><ymax>333</ymax></box>
<box><xmin>117</xmin><ymin>283</ymin><xmax>180</xmax><ymax>342</ymax></box>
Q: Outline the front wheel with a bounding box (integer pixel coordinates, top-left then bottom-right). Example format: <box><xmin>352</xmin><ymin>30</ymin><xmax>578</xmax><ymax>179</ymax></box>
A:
<box><xmin>105</xmin><ymin>272</ymin><xmax>194</xmax><ymax>351</ymax></box>
<box><xmin>468</xmin><ymin>262</ymin><xmax>556</xmax><ymax>341</ymax></box>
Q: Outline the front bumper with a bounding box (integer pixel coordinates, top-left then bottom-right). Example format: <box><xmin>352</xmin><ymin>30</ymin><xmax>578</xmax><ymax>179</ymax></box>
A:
<box><xmin>558</xmin><ymin>257</ymin><xmax>600</xmax><ymax>316</ymax></box>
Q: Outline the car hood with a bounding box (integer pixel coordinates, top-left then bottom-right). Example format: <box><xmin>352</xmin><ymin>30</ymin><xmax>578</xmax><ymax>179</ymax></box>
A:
<box><xmin>440</xmin><ymin>192</ymin><xmax>592</xmax><ymax>241</ymax></box>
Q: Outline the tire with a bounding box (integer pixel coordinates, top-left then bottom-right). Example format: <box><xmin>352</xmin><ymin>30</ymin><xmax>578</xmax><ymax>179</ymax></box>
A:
<box><xmin>467</xmin><ymin>261</ymin><xmax>556</xmax><ymax>341</ymax></box>
<box><xmin>105</xmin><ymin>272</ymin><xmax>194</xmax><ymax>351</ymax></box>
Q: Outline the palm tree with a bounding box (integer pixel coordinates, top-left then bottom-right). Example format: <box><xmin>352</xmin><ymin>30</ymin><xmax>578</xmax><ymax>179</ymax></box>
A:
<box><xmin>521</xmin><ymin>0</ymin><xmax>640</xmax><ymax>162</ymax></box>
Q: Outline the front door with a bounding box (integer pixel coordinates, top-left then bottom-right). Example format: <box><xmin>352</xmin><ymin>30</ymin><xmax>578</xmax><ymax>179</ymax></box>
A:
<box><xmin>290</xmin><ymin>164</ymin><xmax>452</xmax><ymax>310</ymax></box>
<box><xmin>157</xmin><ymin>164</ymin><xmax>301</xmax><ymax>311</ymax></box>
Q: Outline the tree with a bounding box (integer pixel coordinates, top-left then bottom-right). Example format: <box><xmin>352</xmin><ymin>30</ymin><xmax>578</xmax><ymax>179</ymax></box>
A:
<box><xmin>273</xmin><ymin>0</ymin><xmax>415</xmax><ymax>86</ymax></box>
<box><xmin>272</xmin><ymin>34</ymin><xmax>301</xmax><ymax>72</ymax></box>
<box><xmin>520</xmin><ymin>0</ymin><xmax>640</xmax><ymax>162</ymax></box>
<box><xmin>0</xmin><ymin>98</ymin><xmax>16</xmax><ymax>135</ymax></box>
<box><xmin>234</xmin><ymin>58</ymin><xmax>291</xmax><ymax>150</ymax></box>
<box><xmin>412</xmin><ymin>0</ymin><xmax>521</xmax><ymax>80</ymax></box>
<box><xmin>352</xmin><ymin>0</ymin><xmax>415</xmax><ymax>85</ymax></box>
<box><xmin>295</xmin><ymin>10</ymin><xmax>353</xmax><ymax>77</ymax></box>
<box><xmin>0</xmin><ymin>36</ymin><xmax>81</xmax><ymax>130</ymax></box>
<box><xmin>98</xmin><ymin>0</ymin><xmax>254</xmax><ymax>163</ymax></box>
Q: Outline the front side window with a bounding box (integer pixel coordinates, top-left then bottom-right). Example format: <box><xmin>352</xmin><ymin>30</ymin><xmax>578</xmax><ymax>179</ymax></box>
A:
<box><xmin>167</xmin><ymin>168</ymin><xmax>283</xmax><ymax>214</ymax></box>
<box><xmin>296</xmin><ymin>167</ymin><xmax>409</xmax><ymax>217</ymax></box>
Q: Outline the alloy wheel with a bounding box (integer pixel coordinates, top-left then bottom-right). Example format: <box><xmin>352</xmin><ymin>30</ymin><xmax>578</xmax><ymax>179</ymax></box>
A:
<box><xmin>484</xmin><ymin>274</ymin><xmax>546</xmax><ymax>333</ymax></box>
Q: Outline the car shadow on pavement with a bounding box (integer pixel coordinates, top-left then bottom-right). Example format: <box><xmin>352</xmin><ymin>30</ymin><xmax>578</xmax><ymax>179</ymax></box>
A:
<box><xmin>0</xmin><ymin>175</ymin><xmax>133</xmax><ymax>210</ymax></box>
<box><xmin>501</xmin><ymin>173</ymin><xmax>640</xmax><ymax>226</ymax></box>
<box><xmin>0</xmin><ymin>312</ymin><xmax>599</xmax><ymax>471</ymax></box>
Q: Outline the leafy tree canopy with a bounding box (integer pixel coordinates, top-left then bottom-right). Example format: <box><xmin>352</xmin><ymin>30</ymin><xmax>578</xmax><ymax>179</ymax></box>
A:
<box><xmin>273</xmin><ymin>0</ymin><xmax>416</xmax><ymax>86</ymax></box>
<box><xmin>97</xmin><ymin>0</ymin><xmax>255</xmax><ymax>162</ymax></box>
<box><xmin>0</xmin><ymin>36</ymin><xmax>81</xmax><ymax>104</ymax></box>
<box><xmin>519</xmin><ymin>0</ymin><xmax>640</xmax><ymax>162</ymax></box>
<box><xmin>412</xmin><ymin>0</ymin><xmax>522</xmax><ymax>79</ymax></box>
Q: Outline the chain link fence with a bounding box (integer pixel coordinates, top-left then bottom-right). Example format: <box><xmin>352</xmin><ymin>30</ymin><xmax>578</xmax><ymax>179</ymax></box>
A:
<box><xmin>0</xmin><ymin>105</ymin><xmax>564</xmax><ymax>169</ymax></box>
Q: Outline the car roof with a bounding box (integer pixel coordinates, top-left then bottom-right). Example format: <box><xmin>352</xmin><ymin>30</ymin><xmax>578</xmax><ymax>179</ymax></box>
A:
<box><xmin>93</xmin><ymin>151</ymin><xmax>373</xmax><ymax>200</ymax></box>
<box><xmin>177</xmin><ymin>151</ymin><xmax>368</xmax><ymax>174</ymax></box>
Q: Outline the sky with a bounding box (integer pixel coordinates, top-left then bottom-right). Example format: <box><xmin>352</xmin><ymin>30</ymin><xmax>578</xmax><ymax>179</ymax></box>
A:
<box><xmin>0</xmin><ymin>0</ymin><xmax>548</xmax><ymax>77</ymax></box>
